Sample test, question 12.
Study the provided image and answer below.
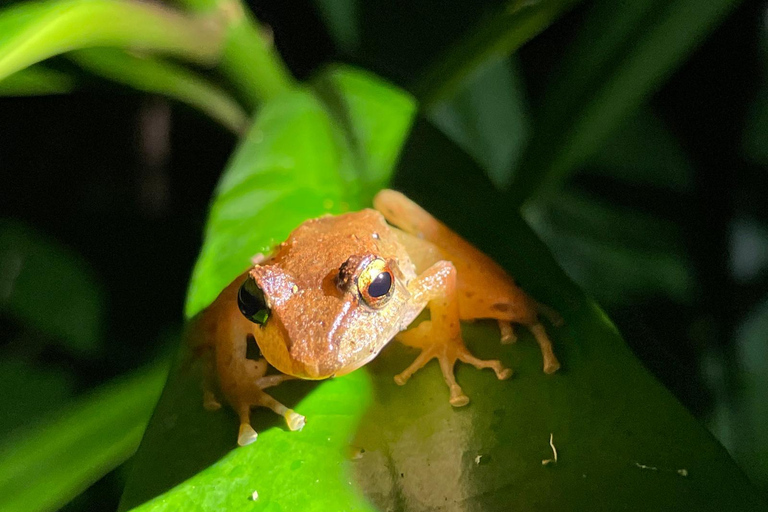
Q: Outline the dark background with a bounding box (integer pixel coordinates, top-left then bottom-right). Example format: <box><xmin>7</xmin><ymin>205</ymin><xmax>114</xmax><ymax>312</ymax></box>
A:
<box><xmin>1</xmin><ymin>0</ymin><xmax>767</xmax><ymax>509</ymax></box>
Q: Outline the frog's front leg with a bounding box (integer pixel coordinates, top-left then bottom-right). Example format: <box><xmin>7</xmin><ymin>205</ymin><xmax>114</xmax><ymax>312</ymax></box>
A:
<box><xmin>197</xmin><ymin>278</ymin><xmax>305</xmax><ymax>446</ymax></box>
<box><xmin>396</xmin><ymin>261</ymin><xmax>512</xmax><ymax>406</ymax></box>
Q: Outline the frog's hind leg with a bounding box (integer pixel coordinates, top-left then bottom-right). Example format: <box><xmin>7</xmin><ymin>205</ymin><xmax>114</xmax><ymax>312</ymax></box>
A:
<box><xmin>394</xmin><ymin>260</ymin><xmax>512</xmax><ymax>407</ymax></box>
<box><xmin>375</xmin><ymin>189</ymin><xmax>562</xmax><ymax>375</ymax></box>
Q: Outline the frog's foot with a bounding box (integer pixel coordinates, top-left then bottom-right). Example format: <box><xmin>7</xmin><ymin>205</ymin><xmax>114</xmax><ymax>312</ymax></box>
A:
<box><xmin>235</xmin><ymin>391</ymin><xmax>306</xmax><ymax>446</ymax></box>
<box><xmin>203</xmin><ymin>390</ymin><xmax>222</xmax><ymax>411</ymax></box>
<box><xmin>529</xmin><ymin>322</ymin><xmax>560</xmax><ymax>374</ymax></box>
<box><xmin>230</xmin><ymin>371</ymin><xmax>305</xmax><ymax>446</ymax></box>
<box><xmin>394</xmin><ymin>321</ymin><xmax>512</xmax><ymax>407</ymax></box>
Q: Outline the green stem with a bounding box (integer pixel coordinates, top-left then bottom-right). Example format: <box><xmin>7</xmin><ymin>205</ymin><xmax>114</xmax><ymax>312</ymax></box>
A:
<box><xmin>71</xmin><ymin>48</ymin><xmax>249</xmax><ymax>135</ymax></box>
<box><xmin>173</xmin><ymin>0</ymin><xmax>296</xmax><ymax>110</ymax></box>
<box><xmin>0</xmin><ymin>66</ymin><xmax>76</xmax><ymax>96</ymax></box>
<box><xmin>0</xmin><ymin>0</ymin><xmax>226</xmax><ymax>82</ymax></box>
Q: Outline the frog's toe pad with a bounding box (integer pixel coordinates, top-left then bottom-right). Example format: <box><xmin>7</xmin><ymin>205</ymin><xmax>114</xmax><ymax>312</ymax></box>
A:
<box><xmin>285</xmin><ymin>410</ymin><xmax>305</xmax><ymax>431</ymax></box>
<box><xmin>203</xmin><ymin>391</ymin><xmax>222</xmax><ymax>411</ymax></box>
<box><xmin>449</xmin><ymin>390</ymin><xmax>470</xmax><ymax>407</ymax></box>
<box><xmin>238</xmin><ymin>424</ymin><xmax>258</xmax><ymax>446</ymax></box>
<box><xmin>544</xmin><ymin>359</ymin><xmax>561</xmax><ymax>374</ymax></box>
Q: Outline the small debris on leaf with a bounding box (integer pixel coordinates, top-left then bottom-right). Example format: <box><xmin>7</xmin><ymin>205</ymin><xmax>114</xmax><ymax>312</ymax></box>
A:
<box><xmin>542</xmin><ymin>433</ymin><xmax>558</xmax><ymax>466</ymax></box>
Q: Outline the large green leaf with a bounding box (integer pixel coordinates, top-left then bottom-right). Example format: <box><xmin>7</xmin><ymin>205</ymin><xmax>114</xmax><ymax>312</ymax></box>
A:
<box><xmin>511</xmin><ymin>0</ymin><xmax>742</xmax><ymax>207</ymax></box>
<box><xmin>0</xmin><ymin>362</ymin><xmax>167</xmax><ymax>512</ymax></box>
<box><xmin>119</xmin><ymin>65</ymin><xmax>764</xmax><ymax>509</ymax></box>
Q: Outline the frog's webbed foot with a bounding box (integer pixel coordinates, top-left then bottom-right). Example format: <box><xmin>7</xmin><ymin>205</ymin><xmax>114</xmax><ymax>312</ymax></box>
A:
<box><xmin>216</xmin><ymin>358</ymin><xmax>304</xmax><ymax>446</ymax></box>
<box><xmin>232</xmin><ymin>370</ymin><xmax>305</xmax><ymax>446</ymax></box>
<box><xmin>395</xmin><ymin>320</ymin><xmax>512</xmax><ymax>407</ymax></box>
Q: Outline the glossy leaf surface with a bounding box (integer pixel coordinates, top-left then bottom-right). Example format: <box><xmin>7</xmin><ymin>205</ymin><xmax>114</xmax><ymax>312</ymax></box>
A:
<box><xmin>120</xmin><ymin>63</ymin><xmax>764</xmax><ymax>510</ymax></box>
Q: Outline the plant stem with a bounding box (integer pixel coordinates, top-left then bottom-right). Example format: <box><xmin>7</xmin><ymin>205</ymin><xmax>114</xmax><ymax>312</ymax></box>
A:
<box><xmin>0</xmin><ymin>0</ymin><xmax>225</xmax><ymax>83</ymax></box>
<box><xmin>71</xmin><ymin>48</ymin><xmax>249</xmax><ymax>134</ymax></box>
<box><xmin>175</xmin><ymin>0</ymin><xmax>296</xmax><ymax>110</ymax></box>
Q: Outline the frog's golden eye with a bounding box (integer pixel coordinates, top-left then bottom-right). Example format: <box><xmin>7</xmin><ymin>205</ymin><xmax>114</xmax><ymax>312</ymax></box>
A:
<box><xmin>358</xmin><ymin>258</ymin><xmax>394</xmax><ymax>308</ymax></box>
<box><xmin>238</xmin><ymin>277</ymin><xmax>270</xmax><ymax>325</ymax></box>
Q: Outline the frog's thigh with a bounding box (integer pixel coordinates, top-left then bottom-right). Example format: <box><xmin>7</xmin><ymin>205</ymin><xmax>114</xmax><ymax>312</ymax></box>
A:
<box><xmin>377</xmin><ymin>189</ymin><xmax>561</xmax><ymax>374</ymax></box>
<box><xmin>376</xmin><ymin>190</ymin><xmax>530</xmax><ymax>321</ymax></box>
<box><xmin>396</xmin><ymin>261</ymin><xmax>512</xmax><ymax>407</ymax></box>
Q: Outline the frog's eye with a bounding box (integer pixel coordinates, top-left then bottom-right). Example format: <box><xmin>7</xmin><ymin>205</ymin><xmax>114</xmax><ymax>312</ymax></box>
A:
<box><xmin>358</xmin><ymin>258</ymin><xmax>395</xmax><ymax>308</ymax></box>
<box><xmin>238</xmin><ymin>277</ymin><xmax>270</xmax><ymax>325</ymax></box>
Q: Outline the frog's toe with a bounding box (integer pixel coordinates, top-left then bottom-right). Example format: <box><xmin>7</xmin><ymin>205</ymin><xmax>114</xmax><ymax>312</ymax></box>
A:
<box><xmin>449</xmin><ymin>386</ymin><xmax>470</xmax><ymax>407</ymax></box>
<box><xmin>285</xmin><ymin>410</ymin><xmax>305</xmax><ymax>431</ymax></box>
<box><xmin>544</xmin><ymin>359</ymin><xmax>561</xmax><ymax>374</ymax></box>
<box><xmin>498</xmin><ymin>321</ymin><xmax>517</xmax><ymax>344</ymax></box>
<box><xmin>203</xmin><ymin>390</ymin><xmax>222</xmax><ymax>411</ymax></box>
<box><xmin>238</xmin><ymin>424</ymin><xmax>258</xmax><ymax>446</ymax></box>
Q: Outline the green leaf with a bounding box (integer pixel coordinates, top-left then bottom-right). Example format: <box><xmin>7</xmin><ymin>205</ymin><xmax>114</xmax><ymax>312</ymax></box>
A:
<box><xmin>0</xmin><ymin>0</ymin><xmax>224</xmax><ymax>83</ymax></box>
<box><xmin>742</xmin><ymin>75</ymin><xmax>768</xmax><ymax>166</ymax></box>
<box><xmin>0</xmin><ymin>356</ymin><xmax>75</xmax><ymax>438</ymax></box>
<box><xmin>171</xmin><ymin>0</ymin><xmax>296</xmax><ymax>109</ymax></box>
<box><xmin>0</xmin><ymin>362</ymin><xmax>167</xmax><ymax>512</ymax></box>
<box><xmin>312</xmin><ymin>0</ymin><xmax>361</xmax><ymax>53</ymax></box>
<box><xmin>524</xmin><ymin>108</ymin><xmax>697</xmax><ymax>307</ymax></box>
<box><xmin>121</xmin><ymin>67</ymin><xmax>763</xmax><ymax>509</ymax></box>
<box><xmin>413</xmin><ymin>0</ymin><xmax>583</xmax><ymax>108</ymax></box>
<box><xmin>0</xmin><ymin>65</ymin><xmax>75</xmax><ymax>95</ymax></box>
<box><xmin>70</xmin><ymin>48</ymin><xmax>248</xmax><ymax>134</ymax></box>
<box><xmin>427</xmin><ymin>56</ymin><xmax>529</xmax><ymax>189</ymax></box>
<box><xmin>0</xmin><ymin>219</ymin><xmax>104</xmax><ymax>356</ymax></box>
<box><xmin>585</xmin><ymin>107</ymin><xmax>694</xmax><ymax>193</ymax></box>
<box><xmin>512</xmin><ymin>0</ymin><xmax>742</xmax><ymax>207</ymax></box>
<box><xmin>724</xmin><ymin>295</ymin><xmax>768</xmax><ymax>495</ymax></box>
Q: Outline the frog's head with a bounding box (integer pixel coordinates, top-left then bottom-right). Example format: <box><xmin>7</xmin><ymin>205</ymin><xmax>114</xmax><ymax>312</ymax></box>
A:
<box><xmin>237</xmin><ymin>253</ymin><xmax>411</xmax><ymax>379</ymax></box>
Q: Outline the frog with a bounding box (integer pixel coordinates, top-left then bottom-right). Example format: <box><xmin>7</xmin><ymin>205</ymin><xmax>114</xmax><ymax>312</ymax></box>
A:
<box><xmin>192</xmin><ymin>189</ymin><xmax>562</xmax><ymax>446</ymax></box>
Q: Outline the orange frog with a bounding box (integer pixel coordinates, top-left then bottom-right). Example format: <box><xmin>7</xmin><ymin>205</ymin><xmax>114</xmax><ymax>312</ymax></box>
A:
<box><xmin>194</xmin><ymin>189</ymin><xmax>561</xmax><ymax>446</ymax></box>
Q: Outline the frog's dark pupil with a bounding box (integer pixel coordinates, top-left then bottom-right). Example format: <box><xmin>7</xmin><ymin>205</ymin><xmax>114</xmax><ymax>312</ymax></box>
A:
<box><xmin>368</xmin><ymin>271</ymin><xmax>392</xmax><ymax>298</ymax></box>
<box><xmin>238</xmin><ymin>278</ymin><xmax>270</xmax><ymax>325</ymax></box>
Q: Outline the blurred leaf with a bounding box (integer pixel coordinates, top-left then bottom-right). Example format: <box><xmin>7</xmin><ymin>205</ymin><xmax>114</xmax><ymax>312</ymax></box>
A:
<box><xmin>0</xmin><ymin>219</ymin><xmax>104</xmax><ymax>356</ymax></box>
<box><xmin>70</xmin><ymin>48</ymin><xmax>248</xmax><ymax>134</ymax></box>
<box><xmin>585</xmin><ymin>106</ymin><xmax>694</xmax><ymax>193</ymax></box>
<box><xmin>525</xmin><ymin>189</ymin><xmax>695</xmax><ymax>306</ymax></box>
<box><xmin>0</xmin><ymin>0</ymin><xmax>223</xmax><ymax>83</ymax></box>
<box><xmin>726</xmin><ymin>296</ymin><xmax>768</xmax><ymax>495</ymax></box>
<box><xmin>742</xmin><ymin>76</ymin><xmax>768</xmax><ymax>165</ymax></box>
<box><xmin>428</xmin><ymin>56</ymin><xmax>529</xmax><ymax>188</ymax></box>
<box><xmin>0</xmin><ymin>362</ymin><xmax>167</xmax><ymax>512</ymax></box>
<box><xmin>312</xmin><ymin>0</ymin><xmax>360</xmax><ymax>54</ymax></box>
<box><xmin>0</xmin><ymin>356</ymin><xmax>75</xmax><ymax>437</ymax></box>
<box><xmin>414</xmin><ymin>0</ymin><xmax>583</xmax><ymax>107</ymax></box>
<box><xmin>513</xmin><ymin>0</ymin><xmax>742</xmax><ymax>207</ymax></box>
<box><xmin>729</xmin><ymin>215</ymin><xmax>768</xmax><ymax>283</ymax></box>
<box><xmin>523</xmin><ymin>108</ymin><xmax>697</xmax><ymax>307</ymax></box>
<box><xmin>0</xmin><ymin>65</ymin><xmax>75</xmax><ymax>95</ymax></box>
<box><xmin>172</xmin><ymin>0</ymin><xmax>296</xmax><ymax>110</ymax></box>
